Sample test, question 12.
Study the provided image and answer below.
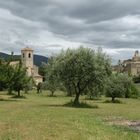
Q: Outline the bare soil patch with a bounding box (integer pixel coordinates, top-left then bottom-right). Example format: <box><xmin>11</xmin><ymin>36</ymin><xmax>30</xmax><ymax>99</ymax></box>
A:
<box><xmin>104</xmin><ymin>116</ymin><xmax>140</xmax><ymax>132</ymax></box>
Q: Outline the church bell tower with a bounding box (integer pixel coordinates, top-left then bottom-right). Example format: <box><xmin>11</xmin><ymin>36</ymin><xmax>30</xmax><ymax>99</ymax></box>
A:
<box><xmin>21</xmin><ymin>47</ymin><xmax>34</xmax><ymax>76</ymax></box>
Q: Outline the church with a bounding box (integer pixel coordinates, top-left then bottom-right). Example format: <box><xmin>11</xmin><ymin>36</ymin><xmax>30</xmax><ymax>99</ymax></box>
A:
<box><xmin>113</xmin><ymin>50</ymin><xmax>140</xmax><ymax>76</ymax></box>
<box><xmin>10</xmin><ymin>47</ymin><xmax>43</xmax><ymax>85</ymax></box>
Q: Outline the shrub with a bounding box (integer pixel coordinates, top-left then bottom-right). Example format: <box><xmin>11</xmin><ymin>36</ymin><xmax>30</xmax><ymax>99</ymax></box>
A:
<box><xmin>105</xmin><ymin>73</ymin><xmax>140</xmax><ymax>102</ymax></box>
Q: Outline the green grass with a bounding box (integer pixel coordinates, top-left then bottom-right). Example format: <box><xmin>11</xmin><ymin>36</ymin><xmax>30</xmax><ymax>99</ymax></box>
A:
<box><xmin>0</xmin><ymin>90</ymin><xmax>140</xmax><ymax>140</ymax></box>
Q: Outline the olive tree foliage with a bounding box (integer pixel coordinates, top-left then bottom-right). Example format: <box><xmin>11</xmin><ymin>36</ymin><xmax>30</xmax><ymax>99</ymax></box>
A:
<box><xmin>0</xmin><ymin>60</ymin><xmax>15</xmax><ymax>92</ymax></box>
<box><xmin>105</xmin><ymin>74</ymin><xmax>126</xmax><ymax>102</ymax></box>
<box><xmin>11</xmin><ymin>62</ymin><xmax>31</xmax><ymax>97</ymax></box>
<box><xmin>105</xmin><ymin>73</ymin><xmax>139</xmax><ymax>102</ymax></box>
<box><xmin>0</xmin><ymin>59</ymin><xmax>8</xmax><ymax>90</ymax></box>
<box><xmin>121</xmin><ymin>74</ymin><xmax>139</xmax><ymax>98</ymax></box>
<box><xmin>45</xmin><ymin>57</ymin><xmax>60</xmax><ymax>96</ymax></box>
<box><xmin>0</xmin><ymin>60</ymin><xmax>31</xmax><ymax>96</ymax></box>
<box><xmin>120</xmin><ymin>74</ymin><xmax>135</xmax><ymax>98</ymax></box>
<box><xmin>39</xmin><ymin>62</ymin><xmax>48</xmax><ymax>81</ymax></box>
<box><xmin>86</xmin><ymin>83</ymin><xmax>104</xmax><ymax>99</ymax></box>
<box><xmin>52</xmin><ymin>47</ymin><xmax>112</xmax><ymax>105</ymax></box>
<box><xmin>85</xmin><ymin>49</ymin><xmax>110</xmax><ymax>99</ymax></box>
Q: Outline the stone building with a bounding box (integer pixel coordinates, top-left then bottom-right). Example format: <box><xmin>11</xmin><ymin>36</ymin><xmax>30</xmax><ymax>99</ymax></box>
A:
<box><xmin>10</xmin><ymin>47</ymin><xmax>43</xmax><ymax>85</ymax></box>
<box><xmin>113</xmin><ymin>50</ymin><xmax>140</xmax><ymax>76</ymax></box>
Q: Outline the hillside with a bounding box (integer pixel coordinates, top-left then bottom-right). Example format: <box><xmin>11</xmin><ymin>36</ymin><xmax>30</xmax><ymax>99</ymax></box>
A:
<box><xmin>0</xmin><ymin>52</ymin><xmax>48</xmax><ymax>66</ymax></box>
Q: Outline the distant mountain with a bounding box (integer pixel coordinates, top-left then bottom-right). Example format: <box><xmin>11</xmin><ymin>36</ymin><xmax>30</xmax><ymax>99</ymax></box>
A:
<box><xmin>34</xmin><ymin>54</ymin><xmax>48</xmax><ymax>66</ymax></box>
<box><xmin>0</xmin><ymin>52</ymin><xmax>48</xmax><ymax>66</ymax></box>
<box><xmin>0</xmin><ymin>52</ymin><xmax>10</xmax><ymax>59</ymax></box>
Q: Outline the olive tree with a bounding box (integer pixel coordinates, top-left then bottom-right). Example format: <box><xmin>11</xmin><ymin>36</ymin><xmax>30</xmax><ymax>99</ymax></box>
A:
<box><xmin>0</xmin><ymin>60</ymin><xmax>15</xmax><ymax>92</ymax></box>
<box><xmin>0</xmin><ymin>60</ymin><xmax>8</xmax><ymax>90</ymax></box>
<box><xmin>86</xmin><ymin>83</ymin><xmax>104</xmax><ymax>99</ymax></box>
<box><xmin>53</xmin><ymin>47</ymin><xmax>112</xmax><ymax>105</ymax></box>
<box><xmin>105</xmin><ymin>74</ymin><xmax>125</xmax><ymax>102</ymax></box>
<box><xmin>105</xmin><ymin>73</ymin><xmax>138</xmax><ymax>102</ymax></box>
<box><xmin>11</xmin><ymin>62</ymin><xmax>31</xmax><ymax>97</ymax></box>
<box><xmin>45</xmin><ymin>57</ymin><xmax>60</xmax><ymax>96</ymax></box>
<box><xmin>120</xmin><ymin>74</ymin><xmax>139</xmax><ymax>98</ymax></box>
<box><xmin>0</xmin><ymin>60</ymin><xmax>31</xmax><ymax>96</ymax></box>
<box><xmin>39</xmin><ymin>62</ymin><xmax>48</xmax><ymax>81</ymax></box>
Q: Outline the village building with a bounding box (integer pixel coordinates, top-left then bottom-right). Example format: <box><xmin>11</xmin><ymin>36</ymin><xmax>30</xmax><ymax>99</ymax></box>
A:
<box><xmin>10</xmin><ymin>47</ymin><xmax>43</xmax><ymax>85</ymax></box>
<box><xmin>113</xmin><ymin>50</ymin><xmax>140</xmax><ymax>76</ymax></box>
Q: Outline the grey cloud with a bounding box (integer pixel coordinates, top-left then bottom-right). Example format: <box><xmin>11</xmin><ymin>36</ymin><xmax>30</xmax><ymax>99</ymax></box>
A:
<box><xmin>0</xmin><ymin>0</ymin><xmax>140</xmax><ymax>63</ymax></box>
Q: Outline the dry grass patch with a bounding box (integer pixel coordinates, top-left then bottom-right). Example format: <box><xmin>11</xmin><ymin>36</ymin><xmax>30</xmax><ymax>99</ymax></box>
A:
<box><xmin>105</xmin><ymin>116</ymin><xmax>140</xmax><ymax>132</ymax></box>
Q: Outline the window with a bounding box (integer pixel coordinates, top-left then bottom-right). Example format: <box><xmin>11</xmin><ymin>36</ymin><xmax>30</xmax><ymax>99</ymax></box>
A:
<box><xmin>29</xmin><ymin>53</ymin><xmax>31</xmax><ymax>58</ymax></box>
<box><xmin>23</xmin><ymin>53</ymin><xmax>25</xmax><ymax>58</ymax></box>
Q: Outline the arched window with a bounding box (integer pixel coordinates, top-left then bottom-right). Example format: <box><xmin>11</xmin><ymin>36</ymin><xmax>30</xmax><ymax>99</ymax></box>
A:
<box><xmin>23</xmin><ymin>53</ymin><xmax>25</xmax><ymax>58</ymax></box>
<box><xmin>28</xmin><ymin>53</ymin><xmax>31</xmax><ymax>58</ymax></box>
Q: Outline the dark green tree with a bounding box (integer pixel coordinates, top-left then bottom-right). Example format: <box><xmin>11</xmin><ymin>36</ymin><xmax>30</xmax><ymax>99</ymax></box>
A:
<box><xmin>37</xmin><ymin>82</ymin><xmax>42</xmax><ymax>93</ymax></box>
<box><xmin>39</xmin><ymin>62</ymin><xmax>47</xmax><ymax>81</ymax></box>
<box><xmin>11</xmin><ymin>62</ymin><xmax>31</xmax><ymax>97</ymax></box>
<box><xmin>0</xmin><ymin>59</ymin><xmax>7</xmax><ymax>90</ymax></box>
<box><xmin>0</xmin><ymin>60</ymin><xmax>14</xmax><ymax>92</ymax></box>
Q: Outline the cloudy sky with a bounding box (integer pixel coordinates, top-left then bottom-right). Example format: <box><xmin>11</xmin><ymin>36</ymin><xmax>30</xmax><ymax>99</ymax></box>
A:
<box><xmin>0</xmin><ymin>0</ymin><xmax>140</xmax><ymax>63</ymax></box>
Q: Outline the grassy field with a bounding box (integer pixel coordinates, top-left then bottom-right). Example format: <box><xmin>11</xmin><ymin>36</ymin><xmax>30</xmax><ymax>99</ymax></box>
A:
<box><xmin>0</xmin><ymin>90</ymin><xmax>140</xmax><ymax>140</ymax></box>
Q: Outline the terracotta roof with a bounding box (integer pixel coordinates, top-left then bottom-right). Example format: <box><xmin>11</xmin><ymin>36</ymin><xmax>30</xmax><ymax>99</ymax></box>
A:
<box><xmin>21</xmin><ymin>47</ymin><xmax>33</xmax><ymax>51</ymax></box>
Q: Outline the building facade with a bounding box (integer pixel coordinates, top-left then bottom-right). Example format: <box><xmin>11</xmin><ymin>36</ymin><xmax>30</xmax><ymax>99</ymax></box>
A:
<box><xmin>113</xmin><ymin>50</ymin><xmax>140</xmax><ymax>76</ymax></box>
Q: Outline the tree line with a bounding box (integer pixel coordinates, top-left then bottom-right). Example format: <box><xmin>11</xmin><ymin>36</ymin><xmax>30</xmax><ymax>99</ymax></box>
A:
<box><xmin>0</xmin><ymin>47</ymin><xmax>139</xmax><ymax>103</ymax></box>
<box><xmin>40</xmin><ymin>47</ymin><xmax>139</xmax><ymax>105</ymax></box>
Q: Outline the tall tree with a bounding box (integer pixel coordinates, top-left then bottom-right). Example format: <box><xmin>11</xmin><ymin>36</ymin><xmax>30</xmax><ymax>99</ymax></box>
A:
<box><xmin>0</xmin><ymin>59</ymin><xmax>7</xmax><ymax>90</ymax></box>
<box><xmin>11</xmin><ymin>62</ymin><xmax>31</xmax><ymax>97</ymax></box>
<box><xmin>53</xmin><ymin>47</ymin><xmax>112</xmax><ymax>105</ymax></box>
<box><xmin>45</xmin><ymin>57</ymin><xmax>59</xmax><ymax>96</ymax></box>
<box><xmin>0</xmin><ymin>60</ymin><xmax>14</xmax><ymax>92</ymax></box>
<box><xmin>0</xmin><ymin>59</ymin><xmax>31</xmax><ymax>95</ymax></box>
